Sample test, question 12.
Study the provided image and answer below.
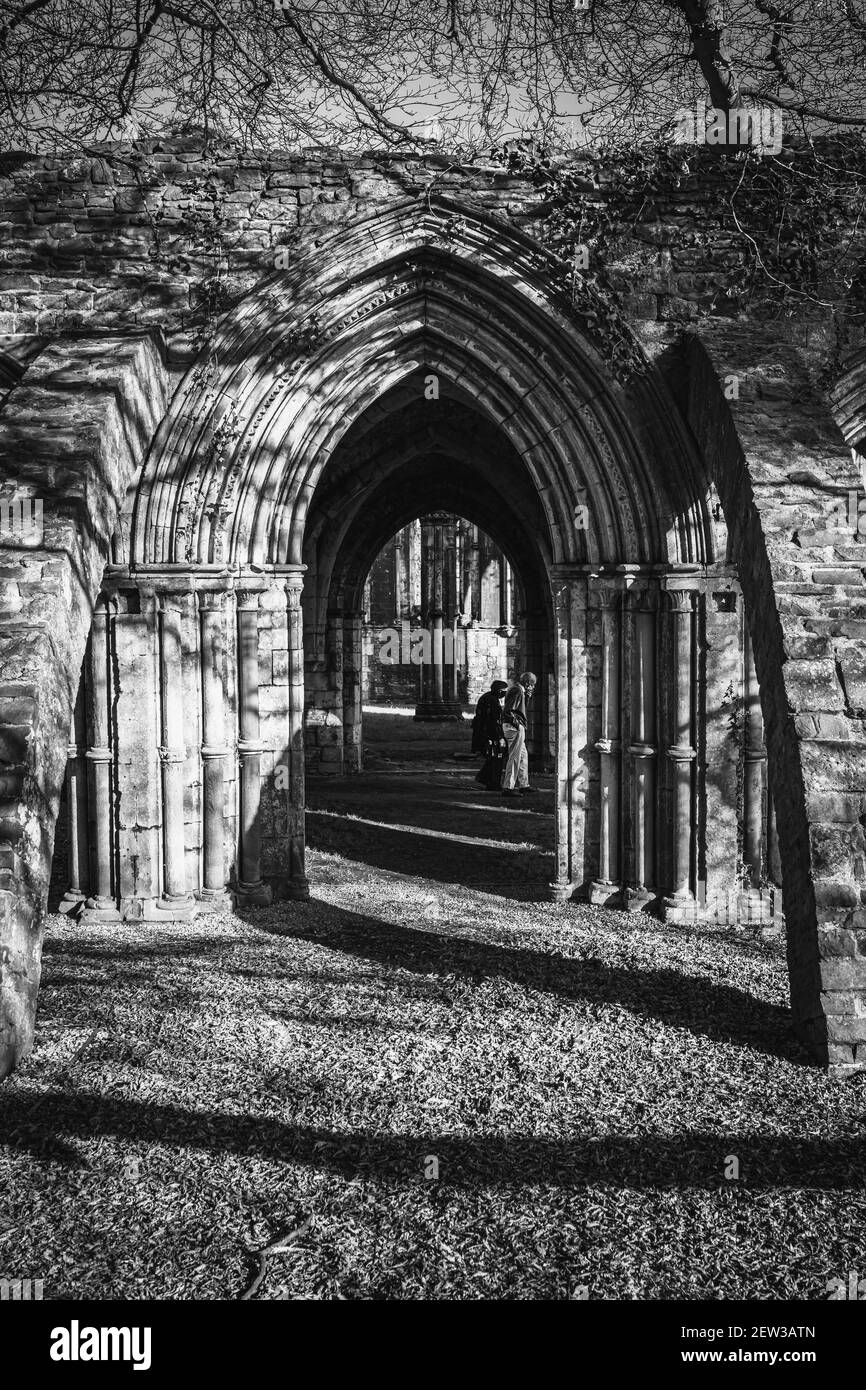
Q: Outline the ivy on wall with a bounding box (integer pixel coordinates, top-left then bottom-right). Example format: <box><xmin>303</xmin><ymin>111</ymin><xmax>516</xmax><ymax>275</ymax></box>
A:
<box><xmin>499</xmin><ymin>136</ymin><xmax>866</xmax><ymax>374</ymax></box>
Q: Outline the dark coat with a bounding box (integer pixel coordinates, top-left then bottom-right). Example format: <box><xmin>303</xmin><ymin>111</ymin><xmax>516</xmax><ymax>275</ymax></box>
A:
<box><xmin>471</xmin><ymin>690</ymin><xmax>505</xmax><ymax>754</ymax></box>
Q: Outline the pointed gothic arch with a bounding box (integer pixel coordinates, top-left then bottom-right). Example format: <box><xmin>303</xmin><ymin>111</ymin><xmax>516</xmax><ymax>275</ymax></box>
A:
<box><xmin>9</xmin><ymin>190</ymin><xmax>858</xmax><ymax>1078</ymax></box>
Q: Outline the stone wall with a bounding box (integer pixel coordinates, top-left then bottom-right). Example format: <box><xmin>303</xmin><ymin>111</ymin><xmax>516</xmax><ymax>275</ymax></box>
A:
<box><xmin>0</xmin><ymin>140</ymin><xmax>865</xmax><ymax>1074</ymax></box>
<box><xmin>0</xmin><ymin>140</ymin><xmax>857</xmax><ymax>356</ymax></box>
<box><xmin>0</xmin><ymin>333</ymin><xmax>167</xmax><ymax>1078</ymax></box>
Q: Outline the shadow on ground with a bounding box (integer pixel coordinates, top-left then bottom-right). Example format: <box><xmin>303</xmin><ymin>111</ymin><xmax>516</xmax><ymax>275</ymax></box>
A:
<box><xmin>306</xmin><ymin>768</ymin><xmax>555</xmax><ymax>900</ymax></box>
<box><xmin>0</xmin><ymin>1086</ymin><xmax>860</xmax><ymax>1188</ymax></box>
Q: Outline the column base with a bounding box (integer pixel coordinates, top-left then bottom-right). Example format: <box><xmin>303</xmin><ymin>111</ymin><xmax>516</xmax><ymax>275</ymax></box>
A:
<box><xmin>661</xmin><ymin>893</ymin><xmax>698</xmax><ymax>924</ymax></box>
<box><xmin>58</xmin><ymin>890</ymin><xmax>86</xmax><ymax>917</ymax></box>
<box><xmin>80</xmin><ymin>895</ymin><xmax>119</xmax><ymax>923</ymax></box>
<box><xmin>266</xmin><ymin>872</ymin><xmax>311</xmax><ymax>902</ymax></box>
<box><xmin>195</xmin><ymin>888</ymin><xmax>235</xmax><ymax>914</ymax></box>
<box><xmin>234</xmin><ymin>880</ymin><xmax>273</xmax><ymax>908</ymax></box>
<box><xmin>548</xmin><ymin>879</ymin><xmax>578</xmax><ymax>903</ymax></box>
<box><xmin>588</xmin><ymin>879</ymin><xmax>622</xmax><ymax>907</ymax></box>
<box><xmin>622</xmin><ymin>886</ymin><xmax>656</xmax><ymax>914</ymax></box>
<box><xmin>80</xmin><ymin>896</ymin><xmax>203</xmax><ymax>924</ymax></box>
<box><xmin>155</xmin><ymin>894</ymin><xmax>198</xmax><ymax>920</ymax></box>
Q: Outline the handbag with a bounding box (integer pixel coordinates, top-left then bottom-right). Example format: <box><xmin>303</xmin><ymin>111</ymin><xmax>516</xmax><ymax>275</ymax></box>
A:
<box><xmin>476</xmin><ymin>747</ymin><xmax>505</xmax><ymax>790</ymax></box>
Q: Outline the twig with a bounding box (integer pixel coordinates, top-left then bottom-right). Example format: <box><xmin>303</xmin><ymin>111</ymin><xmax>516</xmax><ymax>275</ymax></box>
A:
<box><xmin>238</xmin><ymin>1216</ymin><xmax>312</xmax><ymax>1301</ymax></box>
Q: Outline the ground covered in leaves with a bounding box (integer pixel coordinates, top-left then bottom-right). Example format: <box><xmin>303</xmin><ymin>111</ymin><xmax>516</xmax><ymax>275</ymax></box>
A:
<box><xmin>3</xmin><ymin>764</ymin><xmax>865</xmax><ymax>1300</ymax></box>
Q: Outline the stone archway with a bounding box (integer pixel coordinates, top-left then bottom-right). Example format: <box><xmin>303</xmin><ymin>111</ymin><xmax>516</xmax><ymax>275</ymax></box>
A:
<box><xmin>1</xmin><ymin>193</ymin><xmax>861</xmax><ymax>1077</ymax></box>
<box><xmin>116</xmin><ymin>197</ymin><xmax>720</xmax><ymax>915</ymax></box>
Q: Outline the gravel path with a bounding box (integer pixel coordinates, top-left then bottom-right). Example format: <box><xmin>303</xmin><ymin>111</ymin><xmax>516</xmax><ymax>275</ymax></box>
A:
<box><xmin>1</xmin><ymin>766</ymin><xmax>864</xmax><ymax>1300</ymax></box>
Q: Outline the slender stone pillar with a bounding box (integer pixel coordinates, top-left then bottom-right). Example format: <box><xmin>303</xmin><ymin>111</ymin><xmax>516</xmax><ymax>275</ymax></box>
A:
<box><xmin>766</xmin><ymin>778</ymin><xmax>782</xmax><ymax>887</ymax></box>
<box><xmin>498</xmin><ymin>556</ymin><xmax>509</xmax><ymax>628</ymax></box>
<box><xmin>323</xmin><ymin>607</ymin><xmax>345</xmax><ymax>776</ymax></box>
<box><xmin>156</xmin><ymin>597</ymin><xmax>195</xmax><ymax>914</ymax></box>
<box><xmin>343</xmin><ymin>607</ymin><xmax>363</xmax><ymax>773</ymax></box>
<box><xmin>285</xmin><ymin>572</ymin><xmax>310</xmax><ymax>898</ymax></box>
<box><xmin>415</xmin><ymin>513</ymin><xmax>462</xmax><ymax>720</ymax></box>
<box><xmin>408</xmin><ymin>519</ymin><xmax>422</xmax><ymax>615</ymax></box>
<box><xmin>468</xmin><ymin>524</ymin><xmax>481</xmax><ymax>624</ymax></box>
<box><xmin>624</xmin><ymin>584</ymin><xmax>657</xmax><ymax>910</ymax></box>
<box><xmin>550</xmin><ymin>569</ymin><xmax>589</xmax><ymax>900</ymax></box>
<box><xmin>84</xmin><ymin>596</ymin><xmax>114</xmax><ymax>914</ymax></box>
<box><xmin>59</xmin><ymin>673</ymin><xmax>89</xmax><ymax>915</ymax></box>
<box><xmin>395</xmin><ymin>530</ymin><xmax>410</xmax><ymax>621</ymax></box>
<box><xmin>743</xmin><ymin>619</ymin><xmax>767</xmax><ymax>887</ymax></box>
<box><xmin>198</xmin><ymin>590</ymin><xmax>230</xmax><ymax>906</ymax></box>
<box><xmin>590</xmin><ymin>584</ymin><xmax>622</xmax><ymax>904</ymax></box>
<box><xmin>663</xmin><ymin>588</ymin><xmax>697</xmax><ymax>919</ymax></box>
<box><xmin>235</xmin><ymin>589</ymin><xmax>271</xmax><ymax>906</ymax></box>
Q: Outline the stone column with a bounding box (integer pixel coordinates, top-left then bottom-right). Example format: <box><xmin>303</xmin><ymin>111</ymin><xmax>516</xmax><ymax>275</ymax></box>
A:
<box><xmin>550</xmin><ymin>569</ymin><xmax>589</xmax><ymax>900</ymax></box>
<box><xmin>59</xmin><ymin>674</ymin><xmax>89</xmax><ymax>915</ymax></box>
<box><xmin>156</xmin><ymin>596</ymin><xmax>195</xmax><ymax>914</ymax></box>
<box><xmin>198</xmin><ymin>590</ymin><xmax>230</xmax><ymax>906</ymax></box>
<box><xmin>431</xmin><ymin>533</ymin><xmax>445</xmax><ymax>706</ymax></box>
<box><xmin>323</xmin><ymin>607</ymin><xmax>345</xmax><ymax>775</ymax></box>
<box><xmin>624</xmin><ymin>583</ymin><xmax>657</xmax><ymax>910</ymax></box>
<box><xmin>235</xmin><ymin>589</ymin><xmax>271</xmax><ymax>906</ymax></box>
<box><xmin>84</xmin><ymin>595</ymin><xmax>114</xmax><ymax>915</ymax></box>
<box><xmin>284</xmin><ymin>572</ymin><xmax>310</xmax><ymax>898</ymax></box>
<box><xmin>663</xmin><ymin>588</ymin><xmax>697</xmax><ymax>919</ymax></box>
<box><xmin>766</xmin><ymin>779</ymin><xmax>782</xmax><ymax>887</ymax></box>
<box><xmin>395</xmin><ymin>529</ymin><xmax>410</xmax><ymax>621</ymax></box>
<box><xmin>408</xmin><ymin>519</ymin><xmax>422</xmax><ymax>616</ymax></box>
<box><xmin>415</xmin><ymin>513</ymin><xmax>462</xmax><ymax>720</ymax></box>
<box><xmin>743</xmin><ymin>618</ymin><xmax>767</xmax><ymax>887</ymax></box>
<box><xmin>498</xmin><ymin>556</ymin><xmax>509</xmax><ymax>628</ymax></box>
<box><xmin>343</xmin><ymin>607</ymin><xmax>363</xmax><ymax>773</ymax></box>
<box><xmin>468</xmin><ymin>524</ymin><xmax>481</xmax><ymax>624</ymax></box>
<box><xmin>590</xmin><ymin>584</ymin><xmax>622</xmax><ymax>904</ymax></box>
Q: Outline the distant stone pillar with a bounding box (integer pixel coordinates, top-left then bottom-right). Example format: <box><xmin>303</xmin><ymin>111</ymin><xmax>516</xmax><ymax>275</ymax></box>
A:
<box><xmin>590</xmin><ymin>584</ymin><xmax>622</xmax><ymax>904</ymax></box>
<box><xmin>236</xmin><ymin>589</ymin><xmax>271</xmax><ymax>906</ymax></box>
<box><xmin>198</xmin><ymin>590</ymin><xmax>230</xmax><ymax>905</ymax></box>
<box><xmin>550</xmin><ymin>568</ymin><xmax>589</xmax><ymax>900</ymax></box>
<box><xmin>60</xmin><ymin>674</ymin><xmax>89</xmax><ymax>914</ymax></box>
<box><xmin>395</xmin><ymin>530</ymin><xmax>410</xmax><ymax>621</ymax></box>
<box><xmin>284</xmin><ymin>572</ymin><xmax>309</xmax><ymax>897</ymax></box>
<box><xmin>415</xmin><ymin>514</ymin><xmax>462</xmax><ymax>720</ymax></box>
<box><xmin>343</xmin><ymin>607</ymin><xmax>363</xmax><ymax>773</ymax></box>
<box><xmin>156</xmin><ymin>596</ymin><xmax>194</xmax><ymax>913</ymax></box>
<box><xmin>468</xmin><ymin>525</ymin><xmax>481</xmax><ymax>624</ymax></box>
<box><xmin>408</xmin><ymin>519</ymin><xmax>422</xmax><ymax>614</ymax></box>
<box><xmin>663</xmin><ymin>589</ymin><xmax>697</xmax><ymax>918</ymax></box>
<box><xmin>743</xmin><ymin>620</ymin><xmax>767</xmax><ymax>887</ymax></box>
<box><xmin>624</xmin><ymin>583</ymin><xmax>657</xmax><ymax>910</ymax></box>
<box><xmin>498</xmin><ymin>556</ymin><xmax>509</xmax><ymax>628</ymax></box>
<box><xmin>84</xmin><ymin>595</ymin><xmax>114</xmax><ymax>913</ymax></box>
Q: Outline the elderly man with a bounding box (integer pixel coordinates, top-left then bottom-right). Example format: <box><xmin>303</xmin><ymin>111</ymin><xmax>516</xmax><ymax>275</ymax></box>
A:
<box><xmin>501</xmin><ymin>670</ymin><xmax>537</xmax><ymax>797</ymax></box>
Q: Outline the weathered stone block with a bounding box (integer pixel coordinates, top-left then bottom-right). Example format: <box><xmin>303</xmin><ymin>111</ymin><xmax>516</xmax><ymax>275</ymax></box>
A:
<box><xmin>820</xmin><ymin>958</ymin><xmax>866</xmax><ymax>989</ymax></box>
<box><xmin>826</xmin><ymin>1015</ymin><xmax>866</xmax><ymax>1044</ymax></box>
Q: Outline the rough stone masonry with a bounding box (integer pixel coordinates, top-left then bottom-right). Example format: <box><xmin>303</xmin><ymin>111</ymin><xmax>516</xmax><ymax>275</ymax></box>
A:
<box><xmin>1</xmin><ymin>137</ymin><xmax>866</xmax><ymax>1079</ymax></box>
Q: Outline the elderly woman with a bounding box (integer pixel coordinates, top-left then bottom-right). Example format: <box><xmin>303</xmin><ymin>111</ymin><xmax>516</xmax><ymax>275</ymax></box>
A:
<box><xmin>471</xmin><ymin>679</ymin><xmax>508</xmax><ymax>789</ymax></box>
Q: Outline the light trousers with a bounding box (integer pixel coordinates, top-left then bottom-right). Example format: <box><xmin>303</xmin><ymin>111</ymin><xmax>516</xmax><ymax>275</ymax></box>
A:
<box><xmin>501</xmin><ymin>723</ymin><xmax>529</xmax><ymax>789</ymax></box>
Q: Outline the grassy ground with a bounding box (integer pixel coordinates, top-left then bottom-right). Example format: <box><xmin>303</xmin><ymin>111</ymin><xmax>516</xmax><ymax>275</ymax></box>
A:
<box><xmin>2</xmin><ymin>765</ymin><xmax>865</xmax><ymax>1301</ymax></box>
